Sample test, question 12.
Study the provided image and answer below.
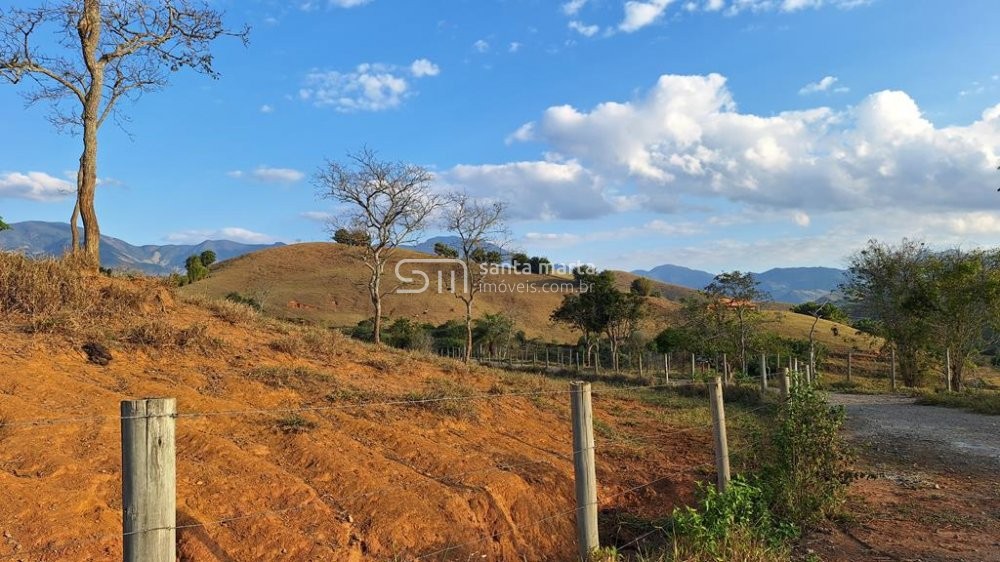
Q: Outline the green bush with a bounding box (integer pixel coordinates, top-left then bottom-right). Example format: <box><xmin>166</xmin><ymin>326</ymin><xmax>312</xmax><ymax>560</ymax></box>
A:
<box><xmin>749</xmin><ymin>384</ymin><xmax>853</xmax><ymax>526</ymax></box>
<box><xmin>672</xmin><ymin>478</ymin><xmax>795</xmax><ymax>558</ymax></box>
<box><xmin>199</xmin><ymin>250</ymin><xmax>217</xmax><ymax>267</ymax></box>
<box><xmin>225</xmin><ymin>291</ymin><xmax>263</xmax><ymax>311</ymax></box>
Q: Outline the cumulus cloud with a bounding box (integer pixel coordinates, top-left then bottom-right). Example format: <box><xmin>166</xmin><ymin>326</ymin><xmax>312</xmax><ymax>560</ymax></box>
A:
<box><xmin>410</xmin><ymin>58</ymin><xmax>440</xmax><ymax>78</ymax></box>
<box><xmin>473</xmin><ymin>39</ymin><xmax>490</xmax><ymax>53</ymax></box>
<box><xmin>562</xmin><ymin>0</ymin><xmax>588</xmax><ymax>15</ymax></box>
<box><xmin>569</xmin><ymin>20</ymin><xmax>600</xmax><ymax>37</ymax></box>
<box><xmin>509</xmin><ymin>42</ymin><xmax>522</xmax><ymax>53</ymax></box>
<box><xmin>299</xmin><ymin>60</ymin><xmax>439</xmax><ymax>112</ymax></box>
<box><xmin>300</xmin><ymin>211</ymin><xmax>335</xmax><ymax>222</ymax></box>
<box><xmin>441</xmin><ymin>160</ymin><xmax>615</xmax><ymax>220</ymax></box>
<box><xmin>799</xmin><ymin>75</ymin><xmax>847</xmax><ymax>94</ymax></box>
<box><xmin>0</xmin><ymin>171</ymin><xmax>74</xmax><ymax>201</ymax></box>
<box><xmin>724</xmin><ymin>0</ymin><xmax>871</xmax><ymax>14</ymax></box>
<box><xmin>619</xmin><ymin>0</ymin><xmax>674</xmax><ymax>33</ymax></box>
<box><xmin>260</xmin><ymin>104</ymin><xmax>274</xmax><ymax>113</ymax></box>
<box><xmin>505</xmin><ymin>122</ymin><xmax>536</xmax><ymax>145</ymax></box>
<box><xmin>509</xmin><ymin>73</ymin><xmax>1000</xmax><ymax>216</ymax></box>
<box><xmin>165</xmin><ymin>227</ymin><xmax>280</xmax><ymax>245</ymax></box>
<box><xmin>228</xmin><ymin>166</ymin><xmax>305</xmax><ymax>184</ymax></box>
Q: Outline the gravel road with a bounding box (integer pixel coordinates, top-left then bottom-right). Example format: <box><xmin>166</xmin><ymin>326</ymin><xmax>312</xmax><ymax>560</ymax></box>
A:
<box><xmin>829</xmin><ymin>393</ymin><xmax>1000</xmax><ymax>471</ymax></box>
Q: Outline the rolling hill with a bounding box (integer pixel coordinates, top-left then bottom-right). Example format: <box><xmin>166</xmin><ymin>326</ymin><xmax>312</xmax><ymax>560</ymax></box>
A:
<box><xmin>0</xmin><ymin>221</ymin><xmax>282</xmax><ymax>274</ymax></box>
<box><xmin>178</xmin><ymin>242</ymin><xmax>689</xmax><ymax>343</ymax></box>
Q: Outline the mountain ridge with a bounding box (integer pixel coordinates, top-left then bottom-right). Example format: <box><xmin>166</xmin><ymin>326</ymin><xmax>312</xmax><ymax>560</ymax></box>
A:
<box><xmin>632</xmin><ymin>263</ymin><xmax>846</xmax><ymax>304</ymax></box>
<box><xmin>0</xmin><ymin>221</ymin><xmax>283</xmax><ymax>274</ymax></box>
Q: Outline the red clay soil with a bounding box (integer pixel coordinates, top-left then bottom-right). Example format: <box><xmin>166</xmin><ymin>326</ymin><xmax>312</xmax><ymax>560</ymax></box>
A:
<box><xmin>0</xmin><ymin>295</ymin><xmax>712</xmax><ymax>561</ymax></box>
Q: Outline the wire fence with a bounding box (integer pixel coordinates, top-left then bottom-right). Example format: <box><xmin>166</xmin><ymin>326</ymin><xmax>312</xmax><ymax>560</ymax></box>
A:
<box><xmin>0</xmin><ymin>376</ymin><xmax>767</xmax><ymax>561</ymax></box>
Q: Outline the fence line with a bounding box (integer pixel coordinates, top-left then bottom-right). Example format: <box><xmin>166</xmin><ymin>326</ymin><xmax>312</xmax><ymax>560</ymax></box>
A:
<box><xmin>2</xmin><ymin>375</ymin><xmax>773</xmax><ymax>560</ymax></box>
<box><xmin>3</xmin><ymin>381</ymin><xmax>703</xmax><ymax>430</ymax></box>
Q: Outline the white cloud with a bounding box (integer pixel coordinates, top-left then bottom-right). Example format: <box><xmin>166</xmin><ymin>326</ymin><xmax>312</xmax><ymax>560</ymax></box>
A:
<box><xmin>300</xmin><ymin>211</ymin><xmax>335</xmax><ymax>222</ymax></box>
<box><xmin>260</xmin><ymin>104</ymin><xmax>274</xmax><ymax>113</ymax></box>
<box><xmin>619</xmin><ymin>0</ymin><xmax>674</xmax><ymax>33</ymax></box>
<box><xmin>473</xmin><ymin>39</ymin><xmax>490</xmax><ymax>53</ymax></box>
<box><xmin>793</xmin><ymin>211</ymin><xmax>811</xmax><ymax>226</ymax></box>
<box><xmin>441</xmin><ymin>160</ymin><xmax>614</xmax><ymax>220</ymax></box>
<box><xmin>0</xmin><ymin>171</ymin><xmax>74</xmax><ymax>201</ymax></box>
<box><xmin>509</xmin><ymin>42</ymin><xmax>522</xmax><ymax>53</ymax></box>
<box><xmin>410</xmin><ymin>58</ymin><xmax>440</xmax><ymax>78</ymax></box>
<box><xmin>798</xmin><ymin>75</ymin><xmax>843</xmax><ymax>95</ymax></box>
<box><xmin>569</xmin><ymin>20</ymin><xmax>600</xmax><ymax>37</ymax></box>
<box><xmin>228</xmin><ymin>166</ymin><xmax>305</xmax><ymax>184</ymax></box>
<box><xmin>562</xmin><ymin>0</ymin><xmax>589</xmax><ymax>15</ymax></box>
<box><xmin>509</xmin><ymin>72</ymin><xmax>1000</xmax><ymax>217</ymax></box>
<box><xmin>705</xmin><ymin>0</ymin><xmax>726</xmax><ymax>10</ymax></box>
<box><xmin>165</xmin><ymin>228</ymin><xmax>280</xmax><ymax>245</ymax></box>
<box><xmin>725</xmin><ymin>0</ymin><xmax>871</xmax><ymax>14</ymax></box>
<box><xmin>505</xmin><ymin>122</ymin><xmax>536</xmax><ymax>145</ymax></box>
<box><xmin>299</xmin><ymin>61</ymin><xmax>437</xmax><ymax>112</ymax></box>
<box><xmin>300</xmin><ymin>0</ymin><xmax>371</xmax><ymax>10</ymax></box>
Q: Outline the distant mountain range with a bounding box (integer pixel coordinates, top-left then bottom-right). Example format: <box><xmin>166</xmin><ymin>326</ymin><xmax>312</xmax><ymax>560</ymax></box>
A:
<box><xmin>632</xmin><ymin>264</ymin><xmax>847</xmax><ymax>304</ymax></box>
<box><xmin>0</xmin><ymin>221</ymin><xmax>283</xmax><ymax>275</ymax></box>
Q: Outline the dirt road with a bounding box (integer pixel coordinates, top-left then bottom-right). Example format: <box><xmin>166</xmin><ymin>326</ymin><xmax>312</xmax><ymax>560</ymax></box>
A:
<box><xmin>801</xmin><ymin>394</ymin><xmax>1000</xmax><ymax>562</ymax></box>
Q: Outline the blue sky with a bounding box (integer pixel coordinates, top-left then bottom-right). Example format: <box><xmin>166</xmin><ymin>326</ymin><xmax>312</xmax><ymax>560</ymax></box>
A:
<box><xmin>2</xmin><ymin>0</ymin><xmax>1000</xmax><ymax>272</ymax></box>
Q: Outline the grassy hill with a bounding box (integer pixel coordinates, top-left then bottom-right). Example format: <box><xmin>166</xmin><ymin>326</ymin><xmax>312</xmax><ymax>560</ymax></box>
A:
<box><xmin>180</xmin><ymin>242</ymin><xmax>688</xmax><ymax>343</ymax></box>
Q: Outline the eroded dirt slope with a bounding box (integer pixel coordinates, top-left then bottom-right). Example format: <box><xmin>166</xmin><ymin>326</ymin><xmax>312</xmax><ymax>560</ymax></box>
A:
<box><xmin>0</xmin><ymin>292</ymin><xmax>712</xmax><ymax>561</ymax></box>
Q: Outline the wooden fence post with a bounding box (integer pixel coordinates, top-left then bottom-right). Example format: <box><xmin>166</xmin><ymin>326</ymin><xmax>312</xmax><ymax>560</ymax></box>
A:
<box><xmin>847</xmin><ymin>352</ymin><xmax>853</xmax><ymax>383</ymax></box>
<box><xmin>638</xmin><ymin>352</ymin><xmax>644</xmax><ymax>378</ymax></box>
<box><xmin>663</xmin><ymin>353</ymin><xmax>669</xmax><ymax>382</ymax></box>
<box><xmin>122</xmin><ymin>397</ymin><xmax>176</xmax><ymax>562</ymax></box>
<box><xmin>891</xmin><ymin>347</ymin><xmax>897</xmax><ymax>392</ymax></box>
<box><xmin>691</xmin><ymin>353</ymin><xmax>696</xmax><ymax>378</ymax></box>
<box><xmin>780</xmin><ymin>367</ymin><xmax>790</xmax><ymax>399</ymax></box>
<box><xmin>708</xmin><ymin>377</ymin><xmax>731</xmax><ymax>492</ymax></box>
<box><xmin>570</xmin><ymin>382</ymin><xmax>599</xmax><ymax>561</ymax></box>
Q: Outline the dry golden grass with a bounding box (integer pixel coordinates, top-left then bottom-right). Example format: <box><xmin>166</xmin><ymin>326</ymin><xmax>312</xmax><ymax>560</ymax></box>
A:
<box><xmin>178</xmin><ymin>242</ymin><xmax>684</xmax><ymax>343</ymax></box>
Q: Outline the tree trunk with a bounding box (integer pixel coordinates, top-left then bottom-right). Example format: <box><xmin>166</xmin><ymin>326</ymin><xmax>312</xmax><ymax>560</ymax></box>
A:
<box><xmin>79</xmin><ymin>0</ymin><xmax>104</xmax><ymax>266</ymax></box>
<box><xmin>464</xmin><ymin>298</ymin><xmax>473</xmax><ymax>363</ymax></box>
<box><xmin>69</xmin><ymin>197</ymin><xmax>81</xmax><ymax>254</ymax></box>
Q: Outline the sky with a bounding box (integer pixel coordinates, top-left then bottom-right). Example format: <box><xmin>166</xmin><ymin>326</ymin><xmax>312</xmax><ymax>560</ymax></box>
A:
<box><xmin>2</xmin><ymin>0</ymin><xmax>1000</xmax><ymax>273</ymax></box>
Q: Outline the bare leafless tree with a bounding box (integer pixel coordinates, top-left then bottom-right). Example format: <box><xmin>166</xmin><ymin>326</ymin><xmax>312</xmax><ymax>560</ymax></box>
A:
<box><xmin>315</xmin><ymin>148</ymin><xmax>439</xmax><ymax>345</ymax></box>
<box><xmin>442</xmin><ymin>192</ymin><xmax>508</xmax><ymax>363</ymax></box>
<box><xmin>0</xmin><ymin>1</ymin><xmax>248</xmax><ymax>264</ymax></box>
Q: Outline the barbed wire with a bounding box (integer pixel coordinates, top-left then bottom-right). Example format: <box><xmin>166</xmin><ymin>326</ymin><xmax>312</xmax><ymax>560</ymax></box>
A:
<box><xmin>2</xmin><ymin>380</ymin><xmax>712</xmax><ymax>429</ymax></box>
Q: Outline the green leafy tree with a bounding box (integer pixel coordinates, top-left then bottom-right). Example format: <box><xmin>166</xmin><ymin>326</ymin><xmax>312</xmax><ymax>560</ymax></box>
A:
<box><xmin>704</xmin><ymin>271</ymin><xmax>769</xmax><ymax>374</ymax></box>
<box><xmin>510</xmin><ymin>252</ymin><xmax>530</xmax><ymax>271</ymax></box>
<box><xmin>185</xmin><ymin>254</ymin><xmax>209</xmax><ymax>283</ymax></box>
<box><xmin>926</xmin><ymin>249</ymin><xmax>1000</xmax><ymax>390</ymax></box>
<box><xmin>630</xmin><ymin>277</ymin><xmax>654</xmax><ymax>296</ymax></box>
<box><xmin>842</xmin><ymin>239</ymin><xmax>936</xmax><ymax>386</ymax></box>
<box><xmin>552</xmin><ymin>269</ymin><xmax>644</xmax><ymax>372</ymax></box>
<box><xmin>653</xmin><ymin>326</ymin><xmax>694</xmax><ymax>354</ymax></box>
<box><xmin>473</xmin><ymin>313</ymin><xmax>515</xmax><ymax>357</ymax></box>
<box><xmin>790</xmin><ymin>302</ymin><xmax>848</xmax><ymax>324</ymax></box>
<box><xmin>0</xmin><ymin>216</ymin><xmax>9</xmax><ymax>232</ymax></box>
<box><xmin>385</xmin><ymin>318</ymin><xmax>434</xmax><ymax>351</ymax></box>
<box><xmin>433</xmin><ymin>242</ymin><xmax>458</xmax><ymax>258</ymax></box>
<box><xmin>333</xmin><ymin>228</ymin><xmax>372</xmax><ymax>247</ymax></box>
<box><xmin>528</xmin><ymin>256</ymin><xmax>551</xmax><ymax>274</ymax></box>
<box><xmin>199</xmin><ymin>250</ymin><xmax>217</xmax><ymax>267</ymax></box>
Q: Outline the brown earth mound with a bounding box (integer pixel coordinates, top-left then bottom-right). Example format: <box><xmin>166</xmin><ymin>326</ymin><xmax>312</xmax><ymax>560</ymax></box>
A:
<box><xmin>0</xmin><ymin>272</ymin><xmax>715</xmax><ymax>561</ymax></box>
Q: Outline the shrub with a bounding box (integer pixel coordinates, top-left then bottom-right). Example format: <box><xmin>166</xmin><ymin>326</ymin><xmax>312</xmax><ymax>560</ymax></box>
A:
<box><xmin>671</xmin><ymin>478</ymin><xmax>795</xmax><ymax>559</ymax></box>
<box><xmin>748</xmin><ymin>384</ymin><xmax>853</xmax><ymax>526</ymax></box>
<box><xmin>0</xmin><ymin>253</ymin><xmax>89</xmax><ymax>316</ymax></box>
<box><xmin>404</xmin><ymin>377</ymin><xmax>478</xmax><ymax>419</ymax></box>
<box><xmin>630</xmin><ymin>277</ymin><xmax>655</xmax><ymax>296</ymax></box>
<box><xmin>225</xmin><ymin>291</ymin><xmax>262</xmax><ymax>311</ymax></box>
<box><xmin>268</xmin><ymin>336</ymin><xmax>302</xmax><ymax>354</ymax></box>
<box><xmin>275</xmin><ymin>414</ymin><xmax>317</xmax><ymax>434</ymax></box>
